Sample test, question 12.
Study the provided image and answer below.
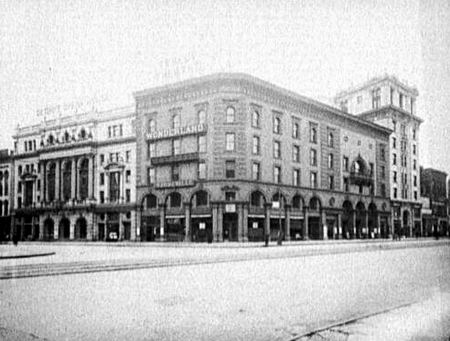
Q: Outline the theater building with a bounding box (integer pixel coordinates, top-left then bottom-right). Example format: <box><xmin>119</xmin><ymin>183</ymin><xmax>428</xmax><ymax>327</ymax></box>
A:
<box><xmin>335</xmin><ymin>75</ymin><xmax>423</xmax><ymax>237</ymax></box>
<box><xmin>0</xmin><ymin>149</ymin><xmax>13</xmax><ymax>241</ymax></box>
<box><xmin>11</xmin><ymin>106</ymin><xmax>137</xmax><ymax>241</ymax></box>
<box><xmin>135</xmin><ymin>73</ymin><xmax>392</xmax><ymax>242</ymax></box>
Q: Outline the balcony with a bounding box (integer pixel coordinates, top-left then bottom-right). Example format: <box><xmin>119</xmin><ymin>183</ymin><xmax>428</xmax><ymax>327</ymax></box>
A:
<box><xmin>349</xmin><ymin>170</ymin><xmax>374</xmax><ymax>187</ymax></box>
<box><xmin>151</xmin><ymin>152</ymin><xmax>200</xmax><ymax>166</ymax></box>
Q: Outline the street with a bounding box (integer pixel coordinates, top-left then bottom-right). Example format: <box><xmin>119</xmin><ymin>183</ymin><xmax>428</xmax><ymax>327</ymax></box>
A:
<box><xmin>1</xmin><ymin>242</ymin><xmax>449</xmax><ymax>340</ymax></box>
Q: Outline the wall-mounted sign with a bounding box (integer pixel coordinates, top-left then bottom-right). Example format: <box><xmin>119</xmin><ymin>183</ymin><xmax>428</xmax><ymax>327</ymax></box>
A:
<box><xmin>199</xmin><ymin>222</ymin><xmax>206</xmax><ymax>230</ymax></box>
<box><xmin>272</xmin><ymin>201</ymin><xmax>280</xmax><ymax>209</ymax></box>
<box><xmin>252</xmin><ymin>222</ymin><xmax>259</xmax><ymax>229</ymax></box>
<box><xmin>146</xmin><ymin>123</ymin><xmax>206</xmax><ymax>140</ymax></box>
<box><xmin>154</xmin><ymin>179</ymin><xmax>195</xmax><ymax>189</ymax></box>
<box><xmin>225</xmin><ymin>204</ymin><xmax>236</xmax><ymax>213</ymax></box>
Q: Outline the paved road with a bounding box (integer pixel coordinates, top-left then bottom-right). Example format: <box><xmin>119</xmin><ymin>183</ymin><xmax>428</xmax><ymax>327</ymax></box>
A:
<box><xmin>0</xmin><ymin>243</ymin><xmax>449</xmax><ymax>340</ymax></box>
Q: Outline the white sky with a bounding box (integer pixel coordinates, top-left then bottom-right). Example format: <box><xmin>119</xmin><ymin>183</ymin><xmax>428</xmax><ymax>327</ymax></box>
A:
<box><xmin>0</xmin><ymin>0</ymin><xmax>449</xmax><ymax>172</ymax></box>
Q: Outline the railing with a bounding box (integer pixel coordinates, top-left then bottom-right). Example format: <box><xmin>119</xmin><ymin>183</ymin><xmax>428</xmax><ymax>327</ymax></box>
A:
<box><xmin>151</xmin><ymin>152</ymin><xmax>200</xmax><ymax>165</ymax></box>
<box><xmin>349</xmin><ymin>171</ymin><xmax>373</xmax><ymax>186</ymax></box>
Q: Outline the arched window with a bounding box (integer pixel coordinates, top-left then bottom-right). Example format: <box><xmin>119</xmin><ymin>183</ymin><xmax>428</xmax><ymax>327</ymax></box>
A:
<box><xmin>0</xmin><ymin>201</ymin><xmax>3</xmax><ymax>216</ymax></box>
<box><xmin>79</xmin><ymin>159</ymin><xmax>89</xmax><ymax>200</ymax></box>
<box><xmin>0</xmin><ymin>172</ymin><xmax>3</xmax><ymax>196</ymax></box>
<box><xmin>328</xmin><ymin>132</ymin><xmax>334</xmax><ymax>147</ymax></box>
<box><xmin>250</xmin><ymin>191</ymin><xmax>264</xmax><ymax>208</ymax></box>
<box><xmin>4</xmin><ymin>171</ymin><xmax>8</xmax><ymax>195</ymax></box>
<box><xmin>148</xmin><ymin>119</ymin><xmax>156</xmax><ymax>133</ymax></box>
<box><xmin>79</xmin><ymin>128</ymin><xmax>86</xmax><ymax>139</ymax></box>
<box><xmin>328</xmin><ymin>154</ymin><xmax>334</xmax><ymax>169</ymax></box>
<box><xmin>62</xmin><ymin>161</ymin><xmax>72</xmax><ymax>201</ymax></box>
<box><xmin>226</xmin><ymin>106</ymin><xmax>235</xmax><ymax>123</ymax></box>
<box><xmin>48</xmin><ymin>163</ymin><xmax>56</xmax><ymax>202</ymax></box>
<box><xmin>168</xmin><ymin>192</ymin><xmax>181</xmax><ymax>208</ymax></box>
<box><xmin>64</xmin><ymin>131</ymin><xmax>70</xmax><ymax>142</ymax></box>
<box><xmin>292</xmin><ymin>195</ymin><xmax>303</xmax><ymax>210</ymax></box>
<box><xmin>198</xmin><ymin>110</ymin><xmax>206</xmax><ymax>125</ymax></box>
<box><xmin>3</xmin><ymin>200</ymin><xmax>7</xmax><ymax>216</ymax></box>
<box><xmin>194</xmin><ymin>191</ymin><xmax>208</xmax><ymax>207</ymax></box>
<box><xmin>172</xmin><ymin>114</ymin><xmax>181</xmax><ymax>130</ymax></box>
<box><xmin>309</xmin><ymin>197</ymin><xmax>320</xmax><ymax>211</ymax></box>
<box><xmin>146</xmin><ymin>194</ymin><xmax>158</xmax><ymax>209</ymax></box>
<box><xmin>48</xmin><ymin>134</ymin><xmax>54</xmax><ymax>145</ymax></box>
<box><xmin>252</xmin><ymin>110</ymin><xmax>260</xmax><ymax>128</ymax></box>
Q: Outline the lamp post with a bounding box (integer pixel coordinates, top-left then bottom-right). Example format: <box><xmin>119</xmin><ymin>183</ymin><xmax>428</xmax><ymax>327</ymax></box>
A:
<box><xmin>277</xmin><ymin>188</ymin><xmax>283</xmax><ymax>246</ymax></box>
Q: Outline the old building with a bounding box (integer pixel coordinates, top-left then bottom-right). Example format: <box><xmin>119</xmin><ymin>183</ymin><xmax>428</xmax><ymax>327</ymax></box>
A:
<box><xmin>11</xmin><ymin>105</ymin><xmax>137</xmax><ymax>241</ymax></box>
<box><xmin>0</xmin><ymin>149</ymin><xmax>13</xmax><ymax>241</ymax></box>
<box><xmin>335</xmin><ymin>75</ymin><xmax>422</xmax><ymax>237</ymax></box>
<box><xmin>420</xmin><ymin>167</ymin><xmax>449</xmax><ymax>236</ymax></box>
<box><xmin>134</xmin><ymin>73</ymin><xmax>392</xmax><ymax>242</ymax></box>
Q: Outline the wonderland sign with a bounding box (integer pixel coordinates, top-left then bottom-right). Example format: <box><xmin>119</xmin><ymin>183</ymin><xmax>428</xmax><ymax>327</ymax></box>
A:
<box><xmin>146</xmin><ymin>124</ymin><xmax>206</xmax><ymax>140</ymax></box>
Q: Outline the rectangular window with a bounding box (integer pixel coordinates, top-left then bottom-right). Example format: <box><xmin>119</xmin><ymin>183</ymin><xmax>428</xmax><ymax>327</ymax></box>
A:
<box><xmin>100</xmin><ymin>154</ymin><xmax>104</xmax><ymax>164</ymax></box>
<box><xmin>251</xmin><ymin>108</ymin><xmax>260</xmax><ymax>128</ymax></box>
<box><xmin>126</xmin><ymin>189</ymin><xmax>130</xmax><ymax>203</ymax></box>
<box><xmin>147</xmin><ymin>142</ymin><xmax>156</xmax><ymax>159</ymax></box>
<box><xmin>198</xmin><ymin>135</ymin><xmax>206</xmax><ymax>153</ymax></box>
<box><xmin>171</xmin><ymin>165</ymin><xmax>180</xmax><ymax>181</ymax></box>
<box><xmin>328</xmin><ymin>153</ymin><xmax>334</xmax><ymax>169</ymax></box>
<box><xmin>273</xmin><ymin>116</ymin><xmax>281</xmax><ymax>134</ymax></box>
<box><xmin>412</xmin><ymin>128</ymin><xmax>416</xmax><ymax>140</ymax></box>
<box><xmin>148</xmin><ymin>167</ymin><xmax>155</xmax><ymax>185</ymax></box>
<box><xmin>100</xmin><ymin>173</ymin><xmax>105</xmax><ymax>186</ymax></box>
<box><xmin>292</xmin><ymin>120</ymin><xmax>300</xmax><ymax>139</ymax></box>
<box><xmin>413</xmin><ymin>175</ymin><xmax>417</xmax><ymax>187</ymax></box>
<box><xmin>344</xmin><ymin>177</ymin><xmax>349</xmax><ymax>192</ymax></box>
<box><xmin>309</xmin><ymin>122</ymin><xmax>318</xmax><ymax>143</ymax></box>
<box><xmin>369</xmin><ymin>162</ymin><xmax>374</xmax><ymax>176</ymax></box>
<box><xmin>392</xmin><ymin>137</ymin><xmax>396</xmax><ymax>149</ymax></box>
<box><xmin>393</xmin><ymin>171</ymin><xmax>397</xmax><ymax>183</ymax></box>
<box><xmin>393</xmin><ymin>153</ymin><xmax>397</xmax><ymax>165</ymax></box>
<box><xmin>328</xmin><ymin>175</ymin><xmax>334</xmax><ymax>190</ymax></box>
<box><xmin>126</xmin><ymin>170</ymin><xmax>131</xmax><ymax>183</ymax></box>
<box><xmin>372</xmin><ymin>87</ymin><xmax>381</xmax><ymax>109</ymax></box>
<box><xmin>380</xmin><ymin>145</ymin><xmax>386</xmax><ymax>161</ymax></box>
<box><xmin>413</xmin><ymin>144</ymin><xmax>416</xmax><ymax>155</ymax></box>
<box><xmin>343</xmin><ymin>156</ymin><xmax>349</xmax><ymax>171</ymax></box>
<box><xmin>399</xmin><ymin>93</ymin><xmax>404</xmax><ymax>108</ymax></box>
<box><xmin>293</xmin><ymin>145</ymin><xmax>300</xmax><ymax>162</ymax></box>
<box><xmin>252</xmin><ymin>136</ymin><xmax>260</xmax><ymax>155</ymax></box>
<box><xmin>381</xmin><ymin>165</ymin><xmax>385</xmax><ymax>179</ymax></box>
<box><xmin>293</xmin><ymin>169</ymin><xmax>300</xmax><ymax>186</ymax></box>
<box><xmin>414</xmin><ymin>191</ymin><xmax>417</xmax><ymax>200</ymax></box>
<box><xmin>252</xmin><ymin>162</ymin><xmax>260</xmax><ymax>181</ymax></box>
<box><xmin>172</xmin><ymin>139</ymin><xmax>181</xmax><ymax>155</ymax></box>
<box><xmin>108</xmin><ymin>126</ymin><xmax>112</xmax><ymax>138</ymax></box>
<box><xmin>119</xmin><ymin>124</ymin><xmax>123</xmax><ymax>136</ymax></box>
<box><xmin>126</xmin><ymin>151</ymin><xmax>131</xmax><ymax>162</ymax></box>
<box><xmin>390</xmin><ymin>87</ymin><xmax>394</xmax><ymax>105</ymax></box>
<box><xmin>226</xmin><ymin>106</ymin><xmax>235</xmax><ymax>123</ymax></box>
<box><xmin>310</xmin><ymin>149</ymin><xmax>317</xmax><ymax>166</ymax></box>
<box><xmin>100</xmin><ymin>191</ymin><xmax>105</xmax><ymax>204</ymax></box>
<box><xmin>24</xmin><ymin>141</ymin><xmax>27</xmax><ymax>152</ymax></box>
<box><xmin>411</xmin><ymin>98</ymin><xmax>415</xmax><ymax>115</ymax></box>
<box><xmin>413</xmin><ymin>159</ymin><xmax>417</xmax><ymax>170</ymax></box>
<box><xmin>225</xmin><ymin>133</ymin><xmax>235</xmax><ymax>151</ymax></box>
<box><xmin>310</xmin><ymin>172</ymin><xmax>317</xmax><ymax>188</ymax></box>
<box><xmin>274</xmin><ymin>166</ymin><xmax>281</xmax><ymax>183</ymax></box>
<box><xmin>198</xmin><ymin>162</ymin><xmax>206</xmax><ymax>179</ymax></box>
<box><xmin>37</xmin><ymin>179</ymin><xmax>41</xmax><ymax>191</ymax></box>
<box><xmin>394</xmin><ymin>188</ymin><xmax>398</xmax><ymax>198</ymax></box>
<box><xmin>225</xmin><ymin>160</ymin><xmax>235</xmax><ymax>179</ymax></box>
<box><xmin>274</xmin><ymin>141</ymin><xmax>281</xmax><ymax>159</ymax></box>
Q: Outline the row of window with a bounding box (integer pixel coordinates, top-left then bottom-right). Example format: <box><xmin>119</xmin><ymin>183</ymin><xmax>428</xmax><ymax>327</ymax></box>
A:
<box><xmin>392</xmin><ymin>172</ymin><xmax>418</xmax><ymax>187</ymax></box>
<box><xmin>99</xmin><ymin>151</ymin><xmax>132</xmax><ymax>164</ymax></box>
<box><xmin>0</xmin><ymin>200</ymin><xmax>9</xmax><ymax>216</ymax></box>
<box><xmin>392</xmin><ymin>137</ymin><xmax>417</xmax><ymax>153</ymax></box>
<box><xmin>107</xmin><ymin>124</ymin><xmax>123</xmax><ymax>138</ymax></box>
<box><xmin>393</xmin><ymin>187</ymin><xmax>418</xmax><ymax>200</ymax></box>
<box><xmin>99</xmin><ymin>170</ymin><xmax>132</xmax><ymax>185</ymax></box>
<box><xmin>148</xmin><ymin>109</ymin><xmax>206</xmax><ymax>133</ymax></box>
<box><xmin>23</xmin><ymin>140</ymin><xmax>37</xmax><ymax>152</ymax></box>
<box><xmin>0</xmin><ymin>171</ymin><xmax>10</xmax><ymax>197</ymax></box>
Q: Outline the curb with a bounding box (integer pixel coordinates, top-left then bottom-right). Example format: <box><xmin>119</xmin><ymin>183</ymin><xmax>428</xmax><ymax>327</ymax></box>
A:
<box><xmin>0</xmin><ymin>252</ymin><xmax>55</xmax><ymax>260</ymax></box>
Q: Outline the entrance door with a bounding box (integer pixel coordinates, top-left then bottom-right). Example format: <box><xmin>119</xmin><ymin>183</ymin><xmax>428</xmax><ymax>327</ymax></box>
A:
<box><xmin>308</xmin><ymin>217</ymin><xmax>320</xmax><ymax>239</ymax></box>
<box><xmin>223</xmin><ymin>213</ymin><xmax>238</xmax><ymax>241</ymax></box>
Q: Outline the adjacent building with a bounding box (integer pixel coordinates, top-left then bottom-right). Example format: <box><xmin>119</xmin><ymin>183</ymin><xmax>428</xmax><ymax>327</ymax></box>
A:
<box><xmin>0</xmin><ymin>149</ymin><xmax>13</xmax><ymax>241</ymax></box>
<box><xmin>11</xmin><ymin>106</ymin><xmax>137</xmax><ymax>241</ymax></box>
<box><xmin>134</xmin><ymin>73</ymin><xmax>392</xmax><ymax>242</ymax></box>
<box><xmin>335</xmin><ymin>75</ymin><xmax>422</xmax><ymax>237</ymax></box>
<box><xmin>420</xmin><ymin>167</ymin><xmax>449</xmax><ymax>236</ymax></box>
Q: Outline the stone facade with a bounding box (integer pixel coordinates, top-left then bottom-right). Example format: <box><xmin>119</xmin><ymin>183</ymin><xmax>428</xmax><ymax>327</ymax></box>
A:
<box><xmin>11</xmin><ymin>106</ymin><xmax>137</xmax><ymax>241</ymax></box>
<box><xmin>135</xmin><ymin>73</ymin><xmax>392</xmax><ymax>242</ymax></box>
<box><xmin>0</xmin><ymin>149</ymin><xmax>13</xmax><ymax>241</ymax></box>
<box><xmin>335</xmin><ymin>75</ymin><xmax>422</xmax><ymax>237</ymax></box>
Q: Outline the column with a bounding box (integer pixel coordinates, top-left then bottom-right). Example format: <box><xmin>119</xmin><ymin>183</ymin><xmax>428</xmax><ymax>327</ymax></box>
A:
<box><xmin>20</xmin><ymin>180</ymin><xmax>25</xmax><ymax>205</ymax></box>
<box><xmin>39</xmin><ymin>218</ymin><xmax>44</xmax><ymax>240</ymax></box>
<box><xmin>242</xmin><ymin>204</ymin><xmax>248</xmax><ymax>242</ymax></box>
<box><xmin>31</xmin><ymin>216</ymin><xmax>36</xmax><ymax>240</ymax></box>
<box><xmin>92</xmin><ymin>214</ymin><xmax>98</xmax><ymax>241</ymax></box>
<box><xmin>212</xmin><ymin>204</ymin><xmax>219</xmax><ymax>242</ymax></box>
<box><xmin>76</xmin><ymin>160</ymin><xmax>81</xmax><ymax>200</ymax></box>
<box><xmin>105</xmin><ymin>172</ymin><xmax>110</xmax><ymax>203</ymax></box>
<box><xmin>303</xmin><ymin>208</ymin><xmax>309</xmax><ymax>240</ymax></box>
<box><xmin>32</xmin><ymin>181</ymin><xmax>37</xmax><ymax>207</ymax></box>
<box><xmin>365</xmin><ymin>211</ymin><xmax>369</xmax><ymax>238</ymax></box>
<box><xmin>53</xmin><ymin>216</ymin><xmax>59</xmax><ymax>240</ymax></box>
<box><xmin>131</xmin><ymin>210</ymin><xmax>137</xmax><ymax>242</ymax></box>
<box><xmin>377</xmin><ymin>215</ymin><xmax>381</xmax><ymax>238</ymax></box>
<box><xmin>71</xmin><ymin>158</ymin><xmax>76</xmax><ymax>201</ymax></box>
<box><xmin>159</xmin><ymin>204</ymin><xmax>165</xmax><ymax>241</ymax></box>
<box><xmin>88</xmin><ymin>156</ymin><xmax>94</xmax><ymax>200</ymax></box>
<box><xmin>118</xmin><ymin>213</ymin><xmax>124</xmax><ymax>240</ymax></box>
<box><xmin>217</xmin><ymin>204</ymin><xmax>223</xmax><ymax>242</ymax></box>
<box><xmin>237</xmin><ymin>204</ymin><xmax>244</xmax><ymax>242</ymax></box>
<box><xmin>285</xmin><ymin>204</ymin><xmax>291</xmax><ymax>241</ymax></box>
<box><xmin>337</xmin><ymin>213</ymin><xmax>342</xmax><ymax>240</ymax></box>
<box><xmin>184</xmin><ymin>203</ymin><xmax>191</xmax><ymax>242</ymax></box>
<box><xmin>352</xmin><ymin>210</ymin><xmax>357</xmax><ymax>239</ymax></box>
<box><xmin>120</xmin><ymin>169</ymin><xmax>125</xmax><ymax>203</ymax></box>
<box><xmin>55</xmin><ymin>160</ymin><xmax>61</xmax><ymax>201</ymax></box>
<box><xmin>42</xmin><ymin>161</ymin><xmax>47</xmax><ymax>203</ymax></box>
<box><xmin>70</xmin><ymin>217</ymin><xmax>75</xmax><ymax>240</ymax></box>
<box><xmin>322</xmin><ymin>211</ymin><xmax>327</xmax><ymax>240</ymax></box>
<box><xmin>264</xmin><ymin>203</ymin><xmax>271</xmax><ymax>242</ymax></box>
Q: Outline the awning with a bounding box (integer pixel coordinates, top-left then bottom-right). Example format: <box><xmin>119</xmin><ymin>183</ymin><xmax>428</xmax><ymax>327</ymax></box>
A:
<box><xmin>165</xmin><ymin>215</ymin><xmax>185</xmax><ymax>219</ymax></box>
<box><xmin>191</xmin><ymin>214</ymin><xmax>212</xmax><ymax>218</ymax></box>
<box><xmin>248</xmin><ymin>214</ymin><xmax>265</xmax><ymax>218</ymax></box>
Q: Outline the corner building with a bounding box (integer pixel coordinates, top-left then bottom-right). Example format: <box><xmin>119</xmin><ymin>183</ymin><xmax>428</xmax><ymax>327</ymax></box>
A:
<box><xmin>135</xmin><ymin>74</ymin><xmax>392</xmax><ymax>242</ymax></box>
<box><xmin>335</xmin><ymin>75</ymin><xmax>422</xmax><ymax>237</ymax></box>
<box><xmin>12</xmin><ymin>106</ymin><xmax>137</xmax><ymax>241</ymax></box>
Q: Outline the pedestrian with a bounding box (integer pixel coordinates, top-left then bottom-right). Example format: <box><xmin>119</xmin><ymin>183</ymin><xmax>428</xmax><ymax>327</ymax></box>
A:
<box><xmin>12</xmin><ymin>233</ymin><xmax>19</xmax><ymax>246</ymax></box>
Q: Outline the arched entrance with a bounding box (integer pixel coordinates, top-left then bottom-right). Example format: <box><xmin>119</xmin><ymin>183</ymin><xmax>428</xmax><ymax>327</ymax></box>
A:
<box><xmin>368</xmin><ymin>203</ymin><xmax>378</xmax><ymax>238</ymax></box>
<box><xmin>141</xmin><ymin>193</ymin><xmax>159</xmax><ymax>241</ymax></box>
<box><xmin>342</xmin><ymin>201</ymin><xmax>353</xmax><ymax>239</ymax></box>
<box><xmin>248</xmin><ymin>191</ymin><xmax>266</xmax><ymax>242</ymax></box>
<box><xmin>291</xmin><ymin>194</ymin><xmax>305</xmax><ymax>240</ymax></box>
<box><xmin>308</xmin><ymin>197</ymin><xmax>321</xmax><ymax>240</ymax></box>
<box><xmin>402</xmin><ymin>210</ymin><xmax>410</xmax><ymax>237</ymax></box>
<box><xmin>43</xmin><ymin>218</ymin><xmax>54</xmax><ymax>241</ymax></box>
<box><xmin>355</xmin><ymin>202</ymin><xmax>366</xmax><ymax>239</ymax></box>
<box><xmin>190</xmin><ymin>190</ymin><xmax>212</xmax><ymax>242</ymax></box>
<box><xmin>75</xmin><ymin>217</ymin><xmax>87</xmax><ymax>240</ymax></box>
<box><xmin>164</xmin><ymin>192</ymin><xmax>184</xmax><ymax>241</ymax></box>
<box><xmin>59</xmin><ymin>218</ymin><xmax>70</xmax><ymax>240</ymax></box>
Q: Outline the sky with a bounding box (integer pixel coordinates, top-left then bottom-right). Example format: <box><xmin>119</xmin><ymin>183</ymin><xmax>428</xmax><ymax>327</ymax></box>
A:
<box><xmin>0</xmin><ymin>0</ymin><xmax>449</xmax><ymax>172</ymax></box>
